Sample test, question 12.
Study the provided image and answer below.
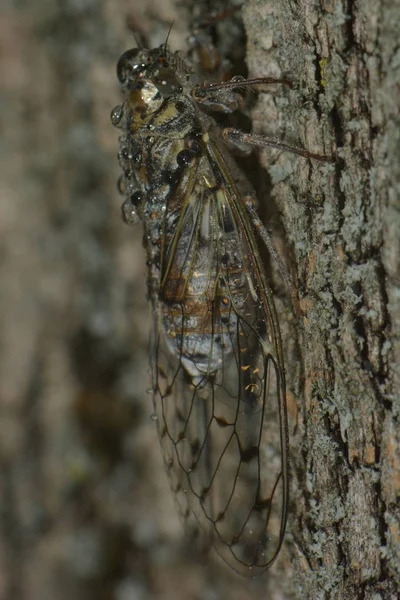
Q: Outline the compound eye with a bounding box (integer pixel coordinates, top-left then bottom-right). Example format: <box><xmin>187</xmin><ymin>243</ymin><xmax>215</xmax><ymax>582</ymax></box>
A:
<box><xmin>116</xmin><ymin>48</ymin><xmax>142</xmax><ymax>84</ymax></box>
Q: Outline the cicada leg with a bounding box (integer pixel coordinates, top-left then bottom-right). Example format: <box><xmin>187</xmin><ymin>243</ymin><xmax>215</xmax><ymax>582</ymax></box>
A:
<box><xmin>242</xmin><ymin>196</ymin><xmax>293</xmax><ymax>289</ymax></box>
<box><xmin>188</xmin><ymin>4</ymin><xmax>244</xmax><ymax>78</ymax></box>
<box><xmin>199</xmin><ymin>76</ymin><xmax>293</xmax><ymax>92</ymax></box>
<box><xmin>192</xmin><ymin>76</ymin><xmax>292</xmax><ymax>112</ymax></box>
<box><xmin>223</xmin><ymin>127</ymin><xmax>335</xmax><ymax>299</ymax></box>
<box><xmin>196</xmin><ymin>5</ymin><xmax>242</xmax><ymax>26</ymax></box>
<box><xmin>222</xmin><ymin>128</ymin><xmax>336</xmax><ymax>163</ymax></box>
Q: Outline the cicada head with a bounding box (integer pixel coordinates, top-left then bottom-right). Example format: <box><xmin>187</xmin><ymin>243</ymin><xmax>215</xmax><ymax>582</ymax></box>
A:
<box><xmin>116</xmin><ymin>47</ymin><xmax>189</xmax><ymax>121</ymax></box>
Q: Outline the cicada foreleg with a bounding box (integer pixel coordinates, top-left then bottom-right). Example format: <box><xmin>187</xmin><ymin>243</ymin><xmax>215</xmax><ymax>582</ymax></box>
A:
<box><xmin>222</xmin><ymin>128</ymin><xmax>336</xmax><ymax>163</ymax></box>
<box><xmin>192</xmin><ymin>76</ymin><xmax>293</xmax><ymax>114</ymax></box>
<box><xmin>193</xmin><ymin>76</ymin><xmax>334</xmax><ymax>160</ymax></box>
<box><xmin>199</xmin><ymin>76</ymin><xmax>293</xmax><ymax>92</ymax></box>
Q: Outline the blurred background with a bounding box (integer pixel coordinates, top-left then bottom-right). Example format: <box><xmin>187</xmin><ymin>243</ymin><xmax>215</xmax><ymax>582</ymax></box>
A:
<box><xmin>1</xmin><ymin>1</ymin><xmax>289</xmax><ymax>598</ymax></box>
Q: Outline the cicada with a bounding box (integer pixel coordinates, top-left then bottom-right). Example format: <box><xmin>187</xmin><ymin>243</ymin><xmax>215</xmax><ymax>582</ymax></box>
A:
<box><xmin>111</xmin><ymin>29</ymin><xmax>332</xmax><ymax>576</ymax></box>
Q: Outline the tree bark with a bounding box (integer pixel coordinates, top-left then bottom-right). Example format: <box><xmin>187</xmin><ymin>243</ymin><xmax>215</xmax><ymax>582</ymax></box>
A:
<box><xmin>0</xmin><ymin>1</ymin><xmax>398</xmax><ymax>600</ymax></box>
<box><xmin>243</xmin><ymin>0</ymin><xmax>400</xmax><ymax>598</ymax></box>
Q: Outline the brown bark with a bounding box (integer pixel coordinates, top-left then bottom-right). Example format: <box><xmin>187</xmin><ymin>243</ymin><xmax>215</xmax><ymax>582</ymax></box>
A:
<box><xmin>0</xmin><ymin>1</ymin><xmax>398</xmax><ymax>600</ymax></box>
<box><xmin>243</xmin><ymin>0</ymin><xmax>400</xmax><ymax>597</ymax></box>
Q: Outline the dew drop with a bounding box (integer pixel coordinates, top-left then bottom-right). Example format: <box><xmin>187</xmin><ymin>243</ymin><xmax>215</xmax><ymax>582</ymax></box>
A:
<box><xmin>121</xmin><ymin>198</ymin><xmax>137</xmax><ymax>226</ymax></box>
<box><xmin>231</xmin><ymin>75</ymin><xmax>245</xmax><ymax>83</ymax></box>
<box><xmin>176</xmin><ymin>149</ymin><xmax>195</xmax><ymax>168</ymax></box>
<box><xmin>110</xmin><ymin>104</ymin><xmax>124</xmax><ymax>127</ymax></box>
<box><xmin>117</xmin><ymin>175</ymin><xmax>126</xmax><ymax>195</ymax></box>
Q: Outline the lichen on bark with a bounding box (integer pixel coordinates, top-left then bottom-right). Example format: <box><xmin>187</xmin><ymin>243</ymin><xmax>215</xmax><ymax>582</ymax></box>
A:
<box><xmin>243</xmin><ymin>0</ymin><xmax>400</xmax><ymax>598</ymax></box>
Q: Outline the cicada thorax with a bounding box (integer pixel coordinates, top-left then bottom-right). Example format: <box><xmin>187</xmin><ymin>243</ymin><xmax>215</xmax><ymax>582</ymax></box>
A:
<box><xmin>111</xmin><ymin>45</ymin><xmax>198</xmax><ymax>219</ymax></box>
<box><xmin>115</xmin><ymin>96</ymin><xmax>197</xmax><ymax>198</ymax></box>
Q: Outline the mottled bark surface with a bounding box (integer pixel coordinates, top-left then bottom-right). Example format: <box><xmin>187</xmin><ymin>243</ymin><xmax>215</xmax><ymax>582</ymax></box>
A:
<box><xmin>243</xmin><ymin>0</ymin><xmax>399</xmax><ymax>598</ymax></box>
<box><xmin>0</xmin><ymin>1</ymin><xmax>398</xmax><ymax>600</ymax></box>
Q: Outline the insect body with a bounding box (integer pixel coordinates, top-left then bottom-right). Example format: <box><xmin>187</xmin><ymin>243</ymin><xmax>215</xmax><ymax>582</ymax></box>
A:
<box><xmin>111</xmin><ymin>42</ymin><xmax>289</xmax><ymax>576</ymax></box>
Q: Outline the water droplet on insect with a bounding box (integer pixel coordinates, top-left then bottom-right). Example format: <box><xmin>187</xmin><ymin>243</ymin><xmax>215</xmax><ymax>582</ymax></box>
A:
<box><xmin>117</xmin><ymin>175</ymin><xmax>126</xmax><ymax>195</ymax></box>
<box><xmin>231</xmin><ymin>75</ymin><xmax>245</xmax><ymax>83</ymax></box>
<box><xmin>121</xmin><ymin>198</ymin><xmax>137</xmax><ymax>225</ymax></box>
<box><xmin>110</xmin><ymin>104</ymin><xmax>124</xmax><ymax>127</ymax></box>
<box><xmin>177</xmin><ymin>149</ymin><xmax>195</xmax><ymax>168</ymax></box>
<box><xmin>150</xmin><ymin>413</ymin><xmax>158</xmax><ymax>421</ymax></box>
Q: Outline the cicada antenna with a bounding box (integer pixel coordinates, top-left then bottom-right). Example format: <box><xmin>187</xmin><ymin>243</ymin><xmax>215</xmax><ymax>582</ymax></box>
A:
<box><xmin>164</xmin><ymin>20</ymin><xmax>175</xmax><ymax>53</ymax></box>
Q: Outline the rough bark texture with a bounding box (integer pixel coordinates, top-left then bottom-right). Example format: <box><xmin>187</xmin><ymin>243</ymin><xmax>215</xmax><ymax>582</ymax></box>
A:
<box><xmin>243</xmin><ymin>0</ymin><xmax>400</xmax><ymax>598</ymax></box>
<box><xmin>0</xmin><ymin>1</ymin><xmax>398</xmax><ymax>600</ymax></box>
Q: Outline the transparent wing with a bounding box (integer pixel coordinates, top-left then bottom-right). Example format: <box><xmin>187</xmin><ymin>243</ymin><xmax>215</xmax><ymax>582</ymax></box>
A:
<box><xmin>150</xmin><ymin>142</ymin><xmax>288</xmax><ymax>576</ymax></box>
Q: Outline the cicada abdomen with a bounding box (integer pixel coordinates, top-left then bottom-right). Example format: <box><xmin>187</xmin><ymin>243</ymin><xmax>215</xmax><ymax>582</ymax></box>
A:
<box><xmin>111</xmin><ymin>42</ymin><xmax>289</xmax><ymax>576</ymax></box>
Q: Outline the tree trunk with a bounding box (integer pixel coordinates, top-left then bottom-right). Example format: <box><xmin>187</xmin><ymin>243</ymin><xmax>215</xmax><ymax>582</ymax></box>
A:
<box><xmin>0</xmin><ymin>1</ymin><xmax>398</xmax><ymax>600</ymax></box>
<box><xmin>243</xmin><ymin>0</ymin><xmax>400</xmax><ymax>598</ymax></box>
